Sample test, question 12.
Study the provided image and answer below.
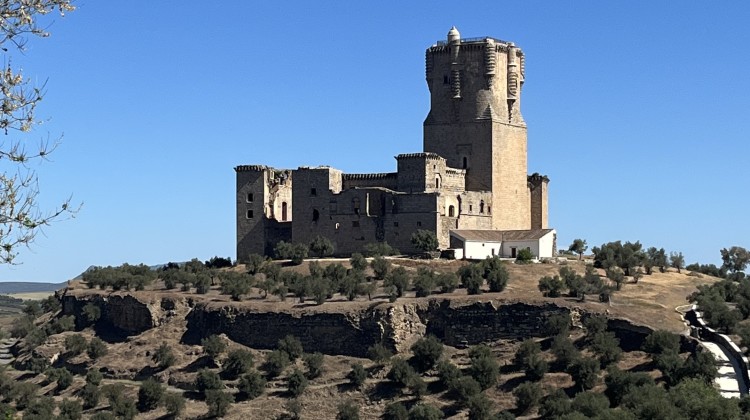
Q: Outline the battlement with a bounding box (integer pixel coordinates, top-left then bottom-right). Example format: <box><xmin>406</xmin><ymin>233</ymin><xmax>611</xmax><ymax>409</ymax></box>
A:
<box><xmin>343</xmin><ymin>173</ymin><xmax>398</xmax><ymax>180</ymax></box>
<box><xmin>527</xmin><ymin>173</ymin><xmax>550</xmax><ymax>184</ymax></box>
<box><xmin>235</xmin><ymin>165</ymin><xmax>271</xmax><ymax>172</ymax></box>
<box><xmin>396</xmin><ymin>152</ymin><xmax>444</xmax><ymax>161</ymax></box>
<box><xmin>435</xmin><ymin>36</ymin><xmax>508</xmax><ymax>46</ymax></box>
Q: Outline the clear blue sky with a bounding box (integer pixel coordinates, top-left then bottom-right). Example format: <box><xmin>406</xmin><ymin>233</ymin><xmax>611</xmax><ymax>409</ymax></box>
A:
<box><xmin>3</xmin><ymin>1</ymin><xmax>749</xmax><ymax>282</ymax></box>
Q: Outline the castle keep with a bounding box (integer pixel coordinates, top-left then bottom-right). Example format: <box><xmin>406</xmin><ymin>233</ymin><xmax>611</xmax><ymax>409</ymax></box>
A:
<box><xmin>236</xmin><ymin>28</ymin><xmax>554</xmax><ymax>260</ymax></box>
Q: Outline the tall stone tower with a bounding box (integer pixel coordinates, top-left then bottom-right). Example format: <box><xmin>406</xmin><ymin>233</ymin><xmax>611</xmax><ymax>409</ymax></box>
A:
<box><xmin>423</xmin><ymin>27</ymin><xmax>530</xmax><ymax>230</ymax></box>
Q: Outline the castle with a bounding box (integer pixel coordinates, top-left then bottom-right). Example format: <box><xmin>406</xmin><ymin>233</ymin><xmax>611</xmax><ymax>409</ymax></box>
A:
<box><xmin>236</xmin><ymin>27</ymin><xmax>555</xmax><ymax>261</ymax></box>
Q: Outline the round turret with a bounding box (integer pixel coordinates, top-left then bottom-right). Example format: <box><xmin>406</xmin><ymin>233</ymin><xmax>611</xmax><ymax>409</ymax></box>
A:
<box><xmin>447</xmin><ymin>26</ymin><xmax>460</xmax><ymax>44</ymax></box>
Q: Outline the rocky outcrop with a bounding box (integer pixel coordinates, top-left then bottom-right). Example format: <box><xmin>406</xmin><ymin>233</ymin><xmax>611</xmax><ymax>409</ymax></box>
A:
<box><xmin>61</xmin><ymin>290</ymin><xmax>660</xmax><ymax>357</ymax></box>
<box><xmin>61</xmin><ymin>291</ymin><xmax>165</xmax><ymax>337</ymax></box>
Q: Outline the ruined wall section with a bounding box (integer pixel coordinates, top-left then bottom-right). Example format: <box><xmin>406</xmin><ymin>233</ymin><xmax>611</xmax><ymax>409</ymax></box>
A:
<box><xmin>342</xmin><ymin>173</ymin><xmax>398</xmax><ymax>190</ymax></box>
<box><xmin>528</xmin><ymin>173</ymin><xmax>549</xmax><ymax>230</ymax></box>
<box><xmin>236</xmin><ymin>166</ymin><xmax>293</xmax><ymax>260</ymax></box>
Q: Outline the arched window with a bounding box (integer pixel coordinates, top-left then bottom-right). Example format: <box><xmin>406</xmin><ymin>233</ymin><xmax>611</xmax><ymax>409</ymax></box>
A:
<box><xmin>312</xmin><ymin>209</ymin><xmax>319</xmax><ymax>222</ymax></box>
<box><xmin>457</xmin><ymin>196</ymin><xmax>462</xmax><ymax>214</ymax></box>
<box><xmin>448</xmin><ymin>205</ymin><xmax>455</xmax><ymax>217</ymax></box>
<box><xmin>480</xmin><ymin>200</ymin><xmax>485</xmax><ymax>214</ymax></box>
<box><xmin>281</xmin><ymin>202</ymin><xmax>288</xmax><ymax>221</ymax></box>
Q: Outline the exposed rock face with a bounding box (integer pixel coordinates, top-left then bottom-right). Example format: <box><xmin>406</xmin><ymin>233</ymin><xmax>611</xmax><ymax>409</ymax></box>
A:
<box><xmin>61</xmin><ymin>291</ymin><xmax>162</xmax><ymax>336</ymax></box>
<box><xmin>61</xmin><ymin>291</ymin><xmax>658</xmax><ymax>357</ymax></box>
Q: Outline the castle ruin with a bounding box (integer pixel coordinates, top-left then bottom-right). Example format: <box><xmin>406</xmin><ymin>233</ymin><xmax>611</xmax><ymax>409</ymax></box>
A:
<box><xmin>236</xmin><ymin>27</ymin><xmax>553</xmax><ymax>260</ymax></box>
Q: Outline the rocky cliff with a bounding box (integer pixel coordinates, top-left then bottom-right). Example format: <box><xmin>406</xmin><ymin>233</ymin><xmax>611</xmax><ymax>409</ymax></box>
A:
<box><xmin>61</xmin><ymin>289</ymin><xmax>661</xmax><ymax>357</ymax></box>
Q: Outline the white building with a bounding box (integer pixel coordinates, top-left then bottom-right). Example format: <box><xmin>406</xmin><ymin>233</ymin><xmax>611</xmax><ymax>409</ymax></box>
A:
<box><xmin>449</xmin><ymin>229</ymin><xmax>556</xmax><ymax>260</ymax></box>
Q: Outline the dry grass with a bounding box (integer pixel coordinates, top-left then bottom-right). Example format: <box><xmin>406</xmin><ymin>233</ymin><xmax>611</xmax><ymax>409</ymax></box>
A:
<box><xmin>21</xmin><ymin>258</ymin><xmax>715</xmax><ymax>419</ymax></box>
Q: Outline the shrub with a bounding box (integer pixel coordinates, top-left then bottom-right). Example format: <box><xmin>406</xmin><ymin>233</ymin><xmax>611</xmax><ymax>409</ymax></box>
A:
<box><xmin>278</xmin><ymin>335</ymin><xmax>304</xmax><ymax>360</ymax></box>
<box><xmin>469</xmin><ymin>344</ymin><xmax>492</xmax><ymax>361</ymax></box>
<box><xmin>80</xmin><ymin>383</ymin><xmax>100</xmax><ymax>409</ymax></box>
<box><xmin>524</xmin><ymin>354</ymin><xmax>548</xmax><ymax>381</ymax></box>
<box><xmin>411</xmin><ymin>230</ymin><xmax>439</xmax><ymax>252</ymax></box>
<box><xmin>349</xmin><ymin>253</ymin><xmax>368</xmax><ymax>272</ymax></box>
<box><xmin>371</xmin><ymin>256</ymin><xmax>391</xmax><ymax>280</ymax></box>
<box><xmin>408</xmin><ymin>403</ymin><xmax>444</xmax><ymax>420</ymax></box>
<box><xmin>87</xmin><ymin>337</ymin><xmax>108</xmax><ymax>359</ymax></box>
<box><xmin>237</xmin><ymin>370</ymin><xmax>266</xmax><ymax>400</ymax></box>
<box><xmin>41</xmin><ymin>295</ymin><xmax>61</xmax><ymax>314</ymax></box>
<box><xmin>336</xmin><ymin>400</ymin><xmax>360</xmax><ymax>420</ymax></box>
<box><xmin>436</xmin><ymin>272</ymin><xmax>459</xmax><ymax>293</ymax></box>
<box><xmin>137</xmin><ymin>378</ymin><xmax>164</xmax><ymax>412</ymax></box>
<box><xmin>591</xmin><ymin>331</ymin><xmax>622</xmax><ymax>367</ymax></box>
<box><xmin>642</xmin><ymin>330</ymin><xmax>680</xmax><ymax>355</ymax></box>
<box><xmin>539</xmin><ymin>388</ymin><xmax>572</xmax><ymax>419</ymax></box>
<box><xmin>309</xmin><ymin>235</ymin><xmax>334</xmax><ymax>257</ymax></box>
<box><xmin>552</xmin><ymin>334</ymin><xmax>580</xmax><ymax>368</ymax></box>
<box><xmin>153</xmin><ymin>342</ymin><xmax>176</xmax><ymax>369</ymax></box>
<box><xmin>383</xmin><ymin>402</ymin><xmax>409</xmax><ymax>420</ymax></box>
<box><xmin>437</xmin><ymin>360</ymin><xmax>461</xmax><ymax>389</ymax></box>
<box><xmin>86</xmin><ymin>369</ymin><xmax>103</xmax><ymax>386</ymax></box>
<box><xmin>205</xmin><ymin>390</ymin><xmax>233</xmax><ymax>418</ymax></box>
<box><xmin>470</xmin><ymin>355</ymin><xmax>499</xmax><ymax>390</ymax></box>
<box><xmin>223</xmin><ymin>348</ymin><xmax>254</xmax><ymax>379</ymax></box>
<box><xmin>194</xmin><ymin>274</ymin><xmax>211</xmax><ymax>294</ymax></box>
<box><xmin>570</xmin><ymin>391</ymin><xmax>609</xmax><ymax>417</ymax></box>
<box><xmin>347</xmin><ymin>363</ymin><xmax>367</xmax><ymax>388</ymax></box>
<box><xmin>604</xmin><ymin>368</ymin><xmax>654</xmax><ymax>406</ymax></box>
<box><xmin>13</xmin><ymin>381</ymin><xmax>38</xmax><ymax>410</ymax></box>
<box><xmin>205</xmin><ymin>256</ymin><xmax>232</xmax><ymax>269</ymax></box>
<box><xmin>219</xmin><ymin>271</ymin><xmax>252</xmax><ymax>301</ymax></box>
<box><xmin>368</xmin><ymin>343</ymin><xmax>392</xmax><ymax>364</ymax></box>
<box><xmin>50</xmin><ymin>315</ymin><xmax>75</xmax><ymax>333</ymax></box>
<box><xmin>467</xmin><ymin>393</ymin><xmax>493</xmax><ymax>420</ymax></box>
<box><xmin>569</xmin><ymin>356</ymin><xmax>600</xmax><ymax>390</ymax></box>
<box><xmin>451</xmin><ymin>376</ymin><xmax>481</xmax><ymax>404</ymax></box>
<box><xmin>538</xmin><ymin>275</ymin><xmax>564</xmax><ymax>297</ymax></box>
<box><xmin>162</xmin><ymin>393</ymin><xmax>185</xmax><ymax>417</ymax></box>
<box><xmin>48</xmin><ymin>367</ymin><xmax>73</xmax><ymax>392</ymax></box>
<box><xmin>287</xmin><ymin>369</ymin><xmax>308</xmax><ymax>397</ymax></box>
<box><xmin>513</xmin><ymin>381</ymin><xmax>543</xmax><ymax>413</ymax></box>
<box><xmin>458</xmin><ymin>264</ymin><xmax>483</xmax><ymax>295</ymax></box>
<box><xmin>516</xmin><ymin>247</ymin><xmax>534</xmax><ymax>263</ymax></box>
<box><xmin>410</xmin><ymin>335</ymin><xmax>443</xmax><ymax>372</ymax></box>
<box><xmin>486</xmin><ymin>264</ymin><xmax>509</xmax><ymax>293</ymax></box>
<box><xmin>583</xmin><ymin>315</ymin><xmax>608</xmax><ymax>339</ymax></box>
<box><xmin>407</xmin><ymin>373</ymin><xmax>427</xmax><ymax>398</ymax></box>
<box><xmin>64</xmin><ymin>334</ymin><xmax>87</xmax><ymax>356</ymax></box>
<box><xmin>23</xmin><ymin>395</ymin><xmax>55</xmax><ymax>419</ymax></box>
<box><xmin>303</xmin><ymin>352</ymin><xmax>324</xmax><ymax>379</ymax></box>
<box><xmin>388</xmin><ymin>357</ymin><xmax>417</xmax><ymax>387</ymax></box>
<box><xmin>263</xmin><ymin>350</ymin><xmax>290</xmax><ymax>378</ymax></box>
<box><xmin>58</xmin><ymin>398</ymin><xmax>82</xmax><ymax>420</ymax></box>
<box><xmin>545</xmin><ymin>313</ymin><xmax>571</xmax><ymax>337</ymax></box>
<box><xmin>413</xmin><ymin>267</ymin><xmax>437</xmax><ymax>297</ymax></box>
<box><xmin>201</xmin><ymin>335</ymin><xmax>226</xmax><ymax>359</ymax></box>
<box><xmin>384</xmin><ymin>266</ymin><xmax>411</xmax><ymax>297</ymax></box>
<box><xmin>246</xmin><ymin>253</ymin><xmax>265</xmax><ymax>275</ymax></box>
<box><xmin>514</xmin><ymin>339</ymin><xmax>541</xmax><ymax>367</ymax></box>
<box><xmin>364</xmin><ymin>242</ymin><xmax>399</xmax><ymax>257</ymax></box>
<box><xmin>195</xmin><ymin>368</ymin><xmax>223</xmax><ymax>396</ymax></box>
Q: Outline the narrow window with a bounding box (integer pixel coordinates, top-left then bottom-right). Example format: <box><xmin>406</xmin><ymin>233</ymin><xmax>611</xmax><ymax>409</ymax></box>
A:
<box><xmin>247</xmin><ymin>193</ymin><xmax>254</xmax><ymax>203</ymax></box>
<box><xmin>353</xmin><ymin>197</ymin><xmax>361</xmax><ymax>215</ymax></box>
<box><xmin>480</xmin><ymin>200</ymin><xmax>485</xmax><ymax>214</ymax></box>
<box><xmin>246</xmin><ymin>210</ymin><xmax>254</xmax><ymax>219</ymax></box>
<box><xmin>281</xmin><ymin>202</ymin><xmax>288</xmax><ymax>221</ymax></box>
<box><xmin>469</xmin><ymin>204</ymin><xmax>473</xmax><ymax>213</ymax></box>
<box><xmin>310</xmin><ymin>188</ymin><xmax>317</xmax><ymax>196</ymax></box>
<box><xmin>417</xmin><ymin>221</ymin><xmax>422</xmax><ymax>227</ymax></box>
<box><xmin>394</xmin><ymin>221</ymin><xmax>399</xmax><ymax>227</ymax></box>
<box><xmin>312</xmin><ymin>209</ymin><xmax>320</xmax><ymax>222</ymax></box>
<box><xmin>436</xmin><ymin>178</ymin><xmax>440</xmax><ymax>189</ymax></box>
<box><xmin>352</xmin><ymin>221</ymin><xmax>360</xmax><ymax>228</ymax></box>
<box><xmin>443</xmin><ymin>75</ymin><xmax>449</xmax><ymax>84</ymax></box>
<box><xmin>488</xmin><ymin>206</ymin><xmax>491</xmax><ymax>214</ymax></box>
<box><xmin>457</xmin><ymin>196</ymin><xmax>462</xmax><ymax>214</ymax></box>
<box><xmin>462</xmin><ymin>157</ymin><xmax>468</xmax><ymax>169</ymax></box>
<box><xmin>448</xmin><ymin>205</ymin><xmax>455</xmax><ymax>217</ymax></box>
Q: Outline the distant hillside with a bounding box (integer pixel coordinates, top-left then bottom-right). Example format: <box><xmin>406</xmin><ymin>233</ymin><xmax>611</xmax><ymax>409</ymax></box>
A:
<box><xmin>0</xmin><ymin>282</ymin><xmax>67</xmax><ymax>294</ymax></box>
